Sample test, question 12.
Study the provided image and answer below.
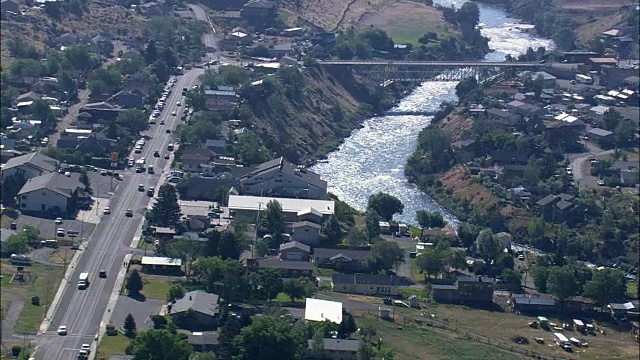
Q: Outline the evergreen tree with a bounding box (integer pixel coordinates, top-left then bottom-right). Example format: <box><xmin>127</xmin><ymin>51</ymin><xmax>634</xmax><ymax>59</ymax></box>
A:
<box><xmin>124</xmin><ymin>313</ymin><xmax>137</xmax><ymax>338</ymax></box>
<box><xmin>320</xmin><ymin>215</ymin><xmax>343</xmax><ymax>246</ymax></box>
<box><xmin>261</xmin><ymin>200</ymin><xmax>285</xmax><ymax>246</ymax></box>
<box><xmin>126</xmin><ymin>269</ymin><xmax>143</xmax><ymax>296</ymax></box>
<box><xmin>364</xmin><ymin>210</ymin><xmax>381</xmax><ymax>240</ymax></box>
<box><xmin>147</xmin><ymin>185</ymin><xmax>181</xmax><ymax>227</ymax></box>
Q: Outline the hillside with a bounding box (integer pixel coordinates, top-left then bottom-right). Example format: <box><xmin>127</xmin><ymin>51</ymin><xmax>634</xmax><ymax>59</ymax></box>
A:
<box><xmin>279</xmin><ymin>0</ymin><xmax>458</xmax><ymax>45</ymax></box>
<box><xmin>243</xmin><ymin>65</ymin><xmax>393</xmax><ymax>163</ymax></box>
<box><xmin>0</xmin><ymin>1</ymin><xmax>144</xmax><ymax>64</ymax></box>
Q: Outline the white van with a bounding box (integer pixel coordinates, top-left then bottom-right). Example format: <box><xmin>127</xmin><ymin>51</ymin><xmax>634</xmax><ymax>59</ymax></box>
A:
<box><xmin>78</xmin><ymin>272</ymin><xmax>90</xmax><ymax>289</ymax></box>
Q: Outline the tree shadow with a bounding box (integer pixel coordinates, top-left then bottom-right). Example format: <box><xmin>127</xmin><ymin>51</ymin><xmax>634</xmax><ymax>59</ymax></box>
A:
<box><xmin>128</xmin><ymin>293</ymin><xmax>147</xmax><ymax>302</ymax></box>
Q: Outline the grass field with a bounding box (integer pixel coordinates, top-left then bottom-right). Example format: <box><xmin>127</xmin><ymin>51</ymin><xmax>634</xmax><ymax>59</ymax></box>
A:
<box><xmin>430</xmin><ymin>303</ymin><xmax>640</xmax><ymax>360</ymax></box>
<box><xmin>97</xmin><ymin>333</ymin><xmax>131</xmax><ymax>358</ymax></box>
<box><xmin>140</xmin><ymin>279</ymin><xmax>172</xmax><ymax>300</ymax></box>
<box><xmin>355</xmin><ymin>315</ymin><xmax>522</xmax><ymax>360</ymax></box>
<box><xmin>0</xmin><ymin>261</ymin><xmax>65</xmax><ymax>334</ymax></box>
<box><xmin>313</xmin><ymin>267</ymin><xmax>337</xmax><ymax>276</ymax></box>
<box><xmin>628</xmin><ymin>281</ymin><xmax>639</xmax><ymax>299</ymax></box>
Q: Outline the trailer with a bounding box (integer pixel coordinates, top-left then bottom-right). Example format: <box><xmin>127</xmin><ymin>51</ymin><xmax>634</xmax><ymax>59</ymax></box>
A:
<box><xmin>573</xmin><ymin>319</ymin><xmax>585</xmax><ymax>331</ymax></box>
<box><xmin>553</xmin><ymin>333</ymin><xmax>572</xmax><ymax>351</ymax></box>
<box><xmin>575</xmin><ymin>74</ymin><xmax>593</xmax><ymax>84</ymax></box>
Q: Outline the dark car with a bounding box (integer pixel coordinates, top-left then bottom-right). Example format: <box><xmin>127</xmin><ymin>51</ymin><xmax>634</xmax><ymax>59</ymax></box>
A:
<box><xmin>154</xmin><ymin>151</ymin><xmax>160</xmax><ymax>157</ymax></box>
<box><xmin>166</xmin><ymin>129</ymin><xmax>171</xmax><ymax>133</ymax></box>
<box><xmin>125</xmin><ymin>209</ymin><xmax>133</xmax><ymax>217</ymax></box>
<box><xmin>99</xmin><ymin>270</ymin><xmax>107</xmax><ymax>278</ymax></box>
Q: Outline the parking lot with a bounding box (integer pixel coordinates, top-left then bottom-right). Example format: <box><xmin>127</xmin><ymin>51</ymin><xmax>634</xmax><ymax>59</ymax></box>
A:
<box><xmin>111</xmin><ymin>295</ymin><xmax>164</xmax><ymax>332</ymax></box>
<box><xmin>13</xmin><ymin>214</ymin><xmax>96</xmax><ymax>241</ymax></box>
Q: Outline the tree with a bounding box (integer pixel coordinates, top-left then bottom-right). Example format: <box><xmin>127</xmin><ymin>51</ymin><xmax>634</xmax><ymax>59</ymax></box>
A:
<box><xmin>583</xmin><ymin>268</ymin><xmax>627</xmax><ymax>306</ymax></box>
<box><xmin>415</xmin><ymin>250</ymin><xmax>444</xmax><ymax>279</ymax></box>
<box><xmin>455</xmin><ymin>76</ymin><xmax>478</xmax><ymax>100</ymax></box>
<box><xmin>367</xmin><ymin>192</ymin><xmax>404</xmax><ymax>221</ymax></box>
<box><xmin>131</xmin><ymin>329</ymin><xmax>192</xmax><ymax>360</ymax></box>
<box><xmin>147</xmin><ymin>184</ymin><xmax>181</xmax><ymax>227</ymax></box>
<box><xmin>233</xmin><ymin>315</ymin><xmax>305</xmax><ymax>360</ymax></box>
<box><xmin>533</xmin><ymin>265</ymin><xmax>550</xmax><ymax>293</ymax></box>
<box><xmin>151</xmin><ymin>315</ymin><xmax>168</xmax><ymax>330</ymax></box>
<box><xmin>415</xmin><ymin>210</ymin><xmax>446</xmax><ymax>236</ymax></box>
<box><xmin>262</xmin><ymin>200</ymin><xmax>285</xmax><ymax>246</ymax></box>
<box><xmin>320</xmin><ymin>215</ymin><xmax>343</xmax><ymax>247</ymax></box>
<box><xmin>364</xmin><ymin>210</ymin><xmax>381</xmax><ymax>240</ymax></box>
<box><xmin>283</xmin><ymin>277</ymin><xmax>314</xmax><ymax>302</ymax></box>
<box><xmin>248</xmin><ymin>269</ymin><xmax>283</xmax><ymax>301</ymax></box>
<box><xmin>116</xmin><ymin>109</ymin><xmax>148</xmax><ymax>135</ymax></box>
<box><xmin>475</xmin><ymin>229</ymin><xmax>502</xmax><ymax>263</ymax></box>
<box><xmin>501</xmin><ymin>268</ymin><xmax>522</xmax><ymax>287</ymax></box>
<box><xmin>345</xmin><ymin>228</ymin><xmax>368</xmax><ymax>247</ymax></box>
<box><xmin>371</xmin><ymin>240</ymin><xmax>404</xmax><ymax>271</ymax></box>
<box><xmin>547</xmin><ymin>266</ymin><xmax>579</xmax><ymax>303</ymax></box>
<box><xmin>5</xmin><ymin>234</ymin><xmax>29</xmax><ymax>254</ymax></box>
<box><xmin>167</xmin><ymin>283</ymin><xmax>186</xmax><ymax>302</ymax></box>
<box><xmin>338</xmin><ymin>312</ymin><xmax>358</xmax><ymax>338</ymax></box>
<box><xmin>458</xmin><ymin>223</ymin><xmax>479</xmax><ymax>248</ymax></box>
<box><xmin>126</xmin><ymin>269</ymin><xmax>143</xmax><ymax>296</ymax></box>
<box><xmin>124</xmin><ymin>313</ymin><xmax>137</xmax><ymax>338</ymax></box>
<box><xmin>310</xmin><ymin>330</ymin><xmax>325</xmax><ymax>357</ymax></box>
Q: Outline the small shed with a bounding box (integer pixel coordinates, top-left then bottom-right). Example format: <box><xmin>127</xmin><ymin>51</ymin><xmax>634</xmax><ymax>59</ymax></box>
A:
<box><xmin>378</xmin><ymin>307</ymin><xmax>391</xmax><ymax>320</ymax></box>
<box><xmin>573</xmin><ymin>319</ymin><xmax>585</xmax><ymax>331</ymax></box>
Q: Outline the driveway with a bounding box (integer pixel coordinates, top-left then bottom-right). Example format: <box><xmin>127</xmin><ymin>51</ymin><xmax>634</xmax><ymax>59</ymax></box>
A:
<box><xmin>568</xmin><ymin>141</ymin><xmax>614</xmax><ymax>190</ymax></box>
<box><xmin>111</xmin><ymin>296</ymin><xmax>164</xmax><ymax>332</ymax></box>
<box><xmin>380</xmin><ymin>234</ymin><xmax>416</xmax><ymax>281</ymax></box>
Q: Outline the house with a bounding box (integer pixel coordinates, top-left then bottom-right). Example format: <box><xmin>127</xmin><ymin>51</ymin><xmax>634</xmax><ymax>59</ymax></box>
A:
<box><xmin>279</xmin><ymin>241</ymin><xmax>311</xmax><ymax>261</ymax></box>
<box><xmin>451</xmin><ymin>139</ymin><xmax>477</xmax><ymax>152</ymax></box>
<box><xmin>485</xmin><ymin>108</ymin><xmax>520</xmax><ymax>125</ymax></box>
<box><xmin>17</xmin><ymin>172</ymin><xmax>85</xmax><ymax>214</ymax></box>
<box><xmin>282</xmin><ymin>27</ymin><xmax>304</xmax><ymax>37</ymax></box>
<box><xmin>238</xmin><ymin>157</ymin><xmax>328</xmax><ymax>199</ymax></box>
<box><xmin>56</xmin><ymin>132</ymin><xmax>115</xmax><ymax>155</ymax></box>
<box><xmin>608</xmin><ymin>301</ymin><xmax>639</xmax><ymax>320</ymax></box>
<box><xmin>297</xmin><ymin>207</ymin><xmax>323</xmax><ymax>224</ymax></box>
<box><xmin>518</xmin><ymin>71</ymin><xmax>557</xmax><ymax>86</ymax></box>
<box><xmin>140</xmin><ymin>0</ymin><xmax>168</xmax><ymax>16</ymax></box>
<box><xmin>431</xmin><ymin>276</ymin><xmax>494</xmax><ymax>305</ymax></box>
<box><xmin>291</xmin><ymin>221</ymin><xmax>321</xmax><ymax>246</ymax></box>
<box><xmin>304</xmin><ymin>298</ymin><xmax>343</xmax><ymax>323</ymax></box>
<box><xmin>589</xmin><ymin>105</ymin><xmax>610</xmax><ymax>122</ymax></box>
<box><xmin>169</xmin><ymin>291</ymin><xmax>220</xmax><ymax>330</ymax></box>
<box><xmin>182</xmin><ymin>147</ymin><xmax>218</xmax><ymax>173</ymax></box>
<box><xmin>1</xmin><ymin>0</ymin><xmax>20</xmax><ymax>17</ymax></box>
<box><xmin>306</xmin><ymin>338</ymin><xmax>362</xmax><ymax>360</ymax></box>
<box><xmin>268</xmin><ymin>43</ymin><xmax>293</xmax><ymax>58</ymax></box>
<box><xmin>79</xmin><ymin>102</ymin><xmax>123</xmax><ymax>120</ymax></box>
<box><xmin>108</xmin><ymin>88</ymin><xmax>147</xmax><ymax>109</ymax></box>
<box><xmin>561</xmin><ymin>51</ymin><xmax>600</xmax><ymax>63</ymax></box>
<box><xmin>331</xmin><ymin>274</ymin><xmax>401</xmax><ymax>296</ymax></box>
<box><xmin>586</xmin><ymin>128</ymin><xmax>614</xmax><ymax>146</ymax></box>
<box><xmin>506</xmin><ymin>100</ymin><xmax>544</xmax><ymax>117</ymax></box>
<box><xmin>565</xmin><ymin>296</ymin><xmax>595</xmax><ymax>314</ymax></box>
<box><xmin>0</xmin><ymin>228</ymin><xmax>16</xmax><ymax>257</ymax></box>
<box><xmin>1</xmin><ymin>152</ymin><xmax>58</xmax><ymax>183</ymax></box>
<box><xmin>611</xmin><ymin>161</ymin><xmax>640</xmax><ymax>185</ymax></box>
<box><xmin>204</xmin><ymin>88</ymin><xmax>237</xmax><ymax>107</ymax></box>
<box><xmin>535</xmin><ymin>193</ymin><xmax>574</xmax><ymax>222</ymax></box>
<box><xmin>141</xmin><ymin>256</ymin><xmax>182</xmax><ymax>274</ymax></box>
<box><xmin>314</xmin><ymin>248</ymin><xmax>371</xmax><ymax>272</ymax></box>
<box><xmin>179</xmin><ymin>174</ymin><xmax>239</xmax><ymax>201</ymax></box>
<box><xmin>510</xmin><ymin>293</ymin><xmax>558</xmax><ymax>314</ymax></box>
<box><xmin>204</xmin><ymin>139</ymin><xmax>227</xmax><ymax>154</ymax></box>
<box><xmin>543</xmin><ymin>119</ymin><xmax>585</xmax><ymax>145</ymax></box>
<box><xmin>248</xmin><ymin>258</ymin><xmax>314</xmax><ymax>278</ymax></box>
<box><xmin>586</xmin><ymin>58</ymin><xmax>618</xmax><ymax>71</ymax></box>
<box><xmin>229</xmin><ymin>195</ymin><xmax>334</xmax><ymax>223</ymax></box>
<box><xmin>53</xmin><ymin>33</ymin><xmax>79</xmax><ymax>46</ymax></box>
<box><xmin>185</xmin><ymin>331</ymin><xmax>219</xmax><ymax>352</ymax></box>
<box><xmin>489</xmin><ymin>150</ymin><xmax>530</xmax><ymax>165</ymax></box>
<box><xmin>16</xmin><ymin>91</ymin><xmax>42</xmax><ymax>103</ymax></box>
<box><xmin>240</xmin><ymin>0</ymin><xmax>276</xmax><ymax>20</ymax></box>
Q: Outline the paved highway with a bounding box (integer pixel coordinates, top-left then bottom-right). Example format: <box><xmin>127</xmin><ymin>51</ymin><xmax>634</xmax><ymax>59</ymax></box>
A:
<box><xmin>34</xmin><ymin>69</ymin><xmax>203</xmax><ymax>360</ymax></box>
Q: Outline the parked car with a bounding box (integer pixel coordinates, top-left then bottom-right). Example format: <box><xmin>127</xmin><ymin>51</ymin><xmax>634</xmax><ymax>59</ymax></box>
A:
<box><xmin>125</xmin><ymin>209</ymin><xmax>133</xmax><ymax>217</ymax></box>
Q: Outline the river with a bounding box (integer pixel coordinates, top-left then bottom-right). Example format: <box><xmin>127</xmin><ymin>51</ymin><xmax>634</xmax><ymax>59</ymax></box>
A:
<box><xmin>311</xmin><ymin>0</ymin><xmax>554</xmax><ymax>227</ymax></box>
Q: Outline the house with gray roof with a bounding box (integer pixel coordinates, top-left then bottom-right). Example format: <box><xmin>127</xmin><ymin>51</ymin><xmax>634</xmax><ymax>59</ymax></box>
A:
<box><xmin>169</xmin><ymin>290</ymin><xmax>220</xmax><ymax>330</ymax></box>
<box><xmin>239</xmin><ymin>157</ymin><xmax>327</xmax><ymax>199</ymax></box>
<box><xmin>18</xmin><ymin>172</ymin><xmax>85</xmax><ymax>215</ymax></box>
<box><xmin>1</xmin><ymin>152</ymin><xmax>58</xmax><ymax>183</ymax></box>
<box><xmin>331</xmin><ymin>274</ymin><xmax>401</xmax><ymax>296</ymax></box>
<box><xmin>279</xmin><ymin>241</ymin><xmax>311</xmax><ymax>261</ymax></box>
<box><xmin>535</xmin><ymin>193</ymin><xmax>575</xmax><ymax>223</ymax></box>
<box><xmin>307</xmin><ymin>338</ymin><xmax>362</xmax><ymax>359</ymax></box>
<box><xmin>431</xmin><ymin>275</ymin><xmax>494</xmax><ymax>305</ymax></box>
<box><xmin>291</xmin><ymin>221</ymin><xmax>321</xmax><ymax>246</ymax></box>
<box><xmin>313</xmin><ymin>248</ymin><xmax>371</xmax><ymax>272</ymax></box>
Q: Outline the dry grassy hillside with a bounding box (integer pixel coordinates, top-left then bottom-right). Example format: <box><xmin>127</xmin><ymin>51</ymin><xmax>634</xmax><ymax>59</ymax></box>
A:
<box><xmin>280</xmin><ymin>0</ymin><xmax>457</xmax><ymax>45</ymax></box>
<box><xmin>0</xmin><ymin>2</ymin><xmax>144</xmax><ymax>64</ymax></box>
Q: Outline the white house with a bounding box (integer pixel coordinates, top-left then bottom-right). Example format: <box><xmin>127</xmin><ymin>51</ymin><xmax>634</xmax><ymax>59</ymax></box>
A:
<box><xmin>589</xmin><ymin>105</ymin><xmax>609</xmax><ymax>122</ymax></box>
<box><xmin>18</xmin><ymin>172</ymin><xmax>85</xmax><ymax>214</ymax></box>
<box><xmin>228</xmin><ymin>195</ymin><xmax>334</xmax><ymax>223</ymax></box>
<box><xmin>1</xmin><ymin>152</ymin><xmax>58</xmax><ymax>183</ymax></box>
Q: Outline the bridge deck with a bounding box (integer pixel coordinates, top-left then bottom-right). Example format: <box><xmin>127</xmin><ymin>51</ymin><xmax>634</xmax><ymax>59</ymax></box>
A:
<box><xmin>318</xmin><ymin>60</ymin><xmax>545</xmax><ymax>67</ymax></box>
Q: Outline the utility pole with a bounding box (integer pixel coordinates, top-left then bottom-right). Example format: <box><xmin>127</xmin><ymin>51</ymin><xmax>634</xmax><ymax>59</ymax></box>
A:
<box><xmin>252</xmin><ymin>201</ymin><xmax>262</xmax><ymax>259</ymax></box>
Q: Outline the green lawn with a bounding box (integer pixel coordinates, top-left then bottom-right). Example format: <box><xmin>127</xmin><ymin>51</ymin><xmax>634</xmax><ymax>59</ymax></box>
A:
<box><xmin>98</xmin><ymin>333</ymin><xmax>131</xmax><ymax>358</ymax></box>
<box><xmin>355</xmin><ymin>315</ymin><xmax>521</xmax><ymax>360</ymax></box>
<box><xmin>628</xmin><ymin>281</ymin><xmax>639</xmax><ymax>299</ymax></box>
<box><xmin>141</xmin><ymin>279</ymin><xmax>172</xmax><ymax>300</ymax></box>
<box><xmin>136</xmin><ymin>237</ymin><xmax>154</xmax><ymax>251</ymax></box>
<box><xmin>313</xmin><ymin>267</ymin><xmax>337</xmax><ymax>276</ymax></box>
<box><xmin>398</xmin><ymin>287</ymin><xmax>424</xmax><ymax>300</ymax></box>
<box><xmin>1</xmin><ymin>261</ymin><xmax>65</xmax><ymax>334</ymax></box>
<box><xmin>275</xmin><ymin>292</ymin><xmax>292</xmax><ymax>302</ymax></box>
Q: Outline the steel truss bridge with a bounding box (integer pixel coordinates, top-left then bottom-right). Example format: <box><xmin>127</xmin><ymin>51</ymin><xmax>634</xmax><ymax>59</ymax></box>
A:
<box><xmin>317</xmin><ymin>60</ymin><xmax>547</xmax><ymax>83</ymax></box>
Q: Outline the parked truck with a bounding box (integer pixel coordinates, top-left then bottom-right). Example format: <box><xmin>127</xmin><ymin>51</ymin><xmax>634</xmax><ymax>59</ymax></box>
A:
<box><xmin>553</xmin><ymin>332</ymin><xmax>572</xmax><ymax>351</ymax></box>
<box><xmin>575</xmin><ymin>74</ymin><xmax>593</xmax><ymax>84</ymax></box>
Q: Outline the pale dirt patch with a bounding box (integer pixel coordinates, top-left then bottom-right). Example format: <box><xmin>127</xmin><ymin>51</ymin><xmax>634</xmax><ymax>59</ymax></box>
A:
<box><xmin>575</xmin><ymin>14</ymin><xmax>624</xmax><ymax>44</ymax></box>
<box><xmin>438</xmin><ymin>166</ymin><xmax>500</xmax><ymax>213</ymax></box>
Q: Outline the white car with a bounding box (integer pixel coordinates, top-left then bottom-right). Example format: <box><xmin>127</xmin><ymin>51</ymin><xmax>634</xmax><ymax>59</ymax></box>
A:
<box><xmin>171</xmin><ymin>111</ymin><xmax>177</xmax><ymax>116</ymax></box>
<box><xmin>176</xmin><ymin>101</ymin><xmax>181</xmax><ymax>106</ymax></box>
<box><xmin>81</xmin><ymin>344</ymin><xmax>91</xmax><ymax>352</ymax></box>
<box><xmin>55</xmin><ymin>217</ymin><xmax>63</xmax><ymax>224</ymax></box>
<box><xmin>57</xmin><ymin>228</ymin><xmax>65</xmax><ymax>237</ymax></box>
<box><xmin>57</xmin><ymin>325</ymin><xmax>68</xmax><ymax>335</ymax></box>
<box><xmin>103</xmin><ymin>206</ymin><xmax>110</xmax><ymax>215</ymax></box>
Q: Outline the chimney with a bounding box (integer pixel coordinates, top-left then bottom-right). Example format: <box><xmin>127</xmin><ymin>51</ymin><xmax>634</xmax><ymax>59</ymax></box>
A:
<box><xmin>478</xmin><ymin>275</ymin><xmax>482</xmax><ymax>282</ymax></box>
<box><xmin>189</xmin><ymin>296</ymin><xmax>192</xmax><ymax>300</ymax></box>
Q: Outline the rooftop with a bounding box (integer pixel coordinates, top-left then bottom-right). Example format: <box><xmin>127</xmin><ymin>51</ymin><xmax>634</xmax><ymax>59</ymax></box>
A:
<box><xmin>307</xmin><ymin>338</ymin><xmax>362</xmax><ymax>352</ymax></box>
<box><xmin>2</xmin><ymin>152</ymin><xmax>58</xmax><ymax>173</ymax></box>
<box><xmin>171</xmin><ymin>291</ymin><xmax>219</xmax><ymax>317</ymax></box>
<box><xmin>256</xmin><ymin>258</ymin><xmax>315</xmax><ymax>270</ymax></box>
<box><xmin>141</xmin><ymin>256</ymin><xmax>182</xmax><ymax>266</ymax></box>
<box><xmin>279</xmin><ymin>241</ymin><xmax>311</xmax><ymax>253</ymax></box>
<box><xmin>228</xmin><ymin>195</ymin><xmax>334</xmax><ymax>215</ymax></box>
<box><xmin>304</xmin><ymin>298</ymin><xmax>343</xmax><ymax>323</ymax></box>
<box><xmin>313</xmin><ymin>248</ymin><xmax>371</xmax><ymax>260</ymax></box>
<box><xmin>332</xmin><ymin>273</ymin><xmax>401</xmax><ymax>286</ymax></box>
<box><xmin>18</xmin><ymin>172</ymin><xmax>84</xmax><ymax>198</ymax></box>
